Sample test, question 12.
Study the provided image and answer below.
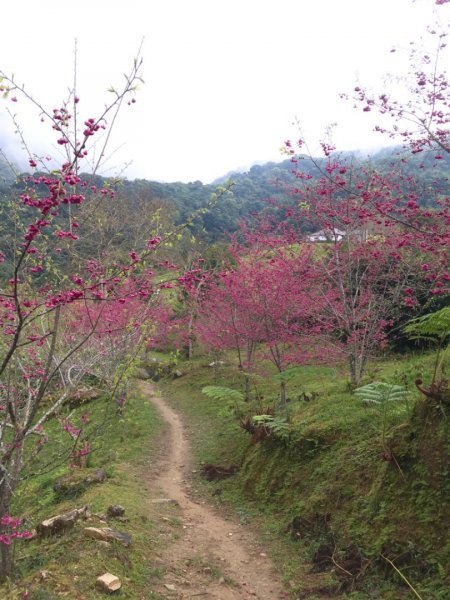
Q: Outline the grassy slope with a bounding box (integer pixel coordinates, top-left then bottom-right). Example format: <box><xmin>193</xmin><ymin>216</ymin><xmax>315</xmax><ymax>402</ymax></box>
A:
<box><xmin>0</xmin><ymin>385</ymin><xmax>180</xmax><ymax>600</ymax></box>
<box><xmin>160</xmin><ymin>350</ymin><xmax>450</xmax><ymax>600</ymax></box>
<box><xmin>1</xmin><ymin>349</ymin><xmax>448</xmax><ymax>599</ymax></box>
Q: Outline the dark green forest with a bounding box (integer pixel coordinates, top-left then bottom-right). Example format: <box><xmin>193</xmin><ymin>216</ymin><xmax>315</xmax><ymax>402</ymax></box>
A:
<box><xmin>2</xmin><ymin>146</ymin><xmax>449</xmax><ymax>247</ymax></box>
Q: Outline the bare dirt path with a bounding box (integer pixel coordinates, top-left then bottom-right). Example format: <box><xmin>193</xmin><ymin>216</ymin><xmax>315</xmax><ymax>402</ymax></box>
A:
<box><xmin>141</xmin><ymin>381</ymin><xmax>289</xmax><ymax>600</ymax></box>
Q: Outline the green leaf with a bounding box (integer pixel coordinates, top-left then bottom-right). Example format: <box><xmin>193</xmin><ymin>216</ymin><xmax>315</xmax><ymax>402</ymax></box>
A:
<box><xmin>404</xmin><ymin>307</ymin><xmax>450</xmax><ymax>344</ymax></box>
<box><xmin>354</xmin><ymin>382</ymin><xmax>409</xmax><ymax>406</ymax></box>
<box><xmin>202</xmin><ymin>386</ymin><xmax>244</xmax><ymax>403</ymax></box>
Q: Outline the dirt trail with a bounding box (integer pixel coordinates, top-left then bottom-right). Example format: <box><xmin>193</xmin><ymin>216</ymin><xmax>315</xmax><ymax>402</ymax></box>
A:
<box><xmin>142</xmin><ymin>382</ymin><xmax>288</xmax><ymax>600</ymax></box>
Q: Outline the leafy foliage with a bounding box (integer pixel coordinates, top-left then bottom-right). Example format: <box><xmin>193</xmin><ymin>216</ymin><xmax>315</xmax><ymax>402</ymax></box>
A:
<box><xmin>251</xmin><ymin>414</ymin><xmax>291</xmax><ymax>439</ymax></box>
<box><xmin>404</xmin><ymin>307</ymin><xmax>450</xmax><ymax>399</ymax></box>
<box><xmin>403</xmin><ymin>307</ymin><xmax>450</xmax><ymax>346</ymax></box>
<box><xmin>354</xmin><ymin>382</ymin><xmax>410</xmax><ymax>407</ymax></box>
<box><xmin>202</xmin><ymin>385</ymin><xmax>244</xmax><ymax>404</ymax></box>
<box><xmin>202</xmin><ymin>385</ymin><xmax>292</xmax><ymax>442</ymax></box>
<box><xmin>355</xmin><ymin>382</ymin><xmax>410</xmax><ymax>463</ymax></box>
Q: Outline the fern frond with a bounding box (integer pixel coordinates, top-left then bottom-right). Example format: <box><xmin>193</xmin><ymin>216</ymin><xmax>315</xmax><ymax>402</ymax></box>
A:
<box><xmin>252</xmin><ymin>414</ymin><xmax>275</xmax><ymax>424</ymax></box>
<box><xmin>404</xmin><ymin>307</ymin><xmax>450</xmax><ymax>344</ymax></box>
<box><xmin>252</xmin><ymin>414</ymin><xmax>291</xmax><ymax>437</ymax></box>
<box><xmin>355</xmin><ymin>382</ymin><xmax>409</xmax><ymax>405</ymax></box>
<box><xmin>202</xmin><ymin>385</ymin><xmax>244</xmax><ymax>403</ymax></box>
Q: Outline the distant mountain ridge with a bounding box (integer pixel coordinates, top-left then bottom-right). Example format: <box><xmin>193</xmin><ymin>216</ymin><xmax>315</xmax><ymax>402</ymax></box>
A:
<box><xmin>1</xmin><ymin>147</ymin><xmax>449</xmax><ymax>242</ymax></box>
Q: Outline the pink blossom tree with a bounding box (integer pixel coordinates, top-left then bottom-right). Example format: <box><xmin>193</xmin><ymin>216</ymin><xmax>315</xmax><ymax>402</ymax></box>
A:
<box><xmin>276</xmin><ymin>147</ymin><xmax>448</xmax><ymax>385</ymax></box>
<box><xmin>198</xmin><ymin>239</ymin><xmax>330</xmax><ymax>406</ymax></box>
<box><xmin>349</xmin><ymin>7</ymin><xmax>450</xmax><ymax>159</ymax></box>
<box><xmin>196</xmin><ymin>264</ymin><xmax>263</xmax><ymax>400</ymax></box>
<box><xmin>0</xmin><ymin>54</ymin><xmax>174</xmax><ymax>578</ymax></box>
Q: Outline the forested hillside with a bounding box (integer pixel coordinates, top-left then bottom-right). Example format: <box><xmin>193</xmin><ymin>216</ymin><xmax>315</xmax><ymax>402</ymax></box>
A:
<box><xmin>1</xmin><ymin>147</ymin><xmax>449</xmax><ymax>248</ymax></box>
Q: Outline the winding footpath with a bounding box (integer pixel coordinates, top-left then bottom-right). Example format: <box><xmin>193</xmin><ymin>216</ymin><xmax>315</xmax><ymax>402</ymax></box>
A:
<box><xmin>141</xmin><ymin>381</ymin><xmax>289</xmax><ymax>599</ymax></box>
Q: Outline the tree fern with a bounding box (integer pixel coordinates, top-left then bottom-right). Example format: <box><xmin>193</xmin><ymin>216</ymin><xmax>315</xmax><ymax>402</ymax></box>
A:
<box><xmin>403</xmin><ymin>307</ymin><xmax>450</xmax><ymax>386</ymax></box>
<box><xmin>403</xmin><ymin>307</ymin><xmax>450</xmax><ymax>345</ymax></box>
<box><xmin>354</xmin><ymin>382</ymin><xmax>410</xmax><ymax>406</ymax></box>
<box><xmin>202</xmin><ymin>385</ymin><xmax>248</xmax><ymax>419</ymax></box>
<box><xmin>355</xmin><ymin>382</ymin><xmax>409</xmax><ymax>460</ymax></box>
<box><xmin>202</xmin><ymin>385</ymin><xmax>244</xmax><ymax>404</ymax></box>
<box><xmin>252</xmin><ymin>414</ymin><xmax>291</xmax><ymax>439</ymax></box>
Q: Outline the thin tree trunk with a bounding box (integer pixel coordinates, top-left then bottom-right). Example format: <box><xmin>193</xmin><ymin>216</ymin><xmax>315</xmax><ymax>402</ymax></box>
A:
<box><xmin>0</xmin><ymin>453</ymin><xmax>21</xmax><ymax>580</ymax></box>
<box><xmin>244</xmin><ymin>375</ymin><xmax>251</xmax><ymax>402</ymax></box>
<box><xmin>349</xmin><ymin>351</ymin><xmax>366</xmax><ymax>387</ymax></box>
<box><xmin>280</xmin><ymin>380</ymin><xmax>287</xmax><ymax>409</ymax></box>
<box><xmin>0</xmin><ymin>538</ymin><xmax>13</xmax><ymax>582</ymax></box>
<box><xmin>187</xmin><ymin>311</ymin><xmax>195</xmax><ymax>360</ymax></box>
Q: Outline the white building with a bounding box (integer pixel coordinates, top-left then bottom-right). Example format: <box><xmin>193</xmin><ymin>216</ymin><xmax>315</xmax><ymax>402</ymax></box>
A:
<box><xmin>306</xmin><ymin>228</ymin><xmax>346</xmax><ymax>242</ymax></box>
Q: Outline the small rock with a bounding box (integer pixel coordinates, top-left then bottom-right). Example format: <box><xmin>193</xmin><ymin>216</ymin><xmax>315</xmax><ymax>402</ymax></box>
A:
<box><xmin>86</xmin><ymin>469</ymin><xmax>107</xmax><ymax>484</ymax></box>
<box><xmin>37</xmin><ymin>506</ymin><xmax>88</xmax><ymax>537</ymax></box>
<box><xmin>53</xmin><ymin>469</ymin><xmax>106</xmax><ymax>497</ymax></box>
<box><xmin>203</xmin><ymin>567</ymin><xmax>212</xmax><ymax>575</ymax></box>
<box><xmin>173</xmin><ymin>370</ymin><xmax>183</xmax><ymax>377</ymax></box>
<box><xmin>164</xmin><ymin>583</ymin><xmax>177</xmax><ymax>591</ymax></box>
<box><xmin>218</xmin><ymin>576</ymin><xmax>225</xmax><ymax>584</ymax></box>
<box><xmin>85</xmin><ymin>527</ymin><xmax>109</xmax><ymax>542</ymax></box>
<box><xmin>260</xmin><ymin>552</ymin><xmax>267</xmax><ymax>557</ymax></box>
<box><xmin>134</xmin><ymin>367</ymin><xmax>151</xmax><ymax>379</ymax></box>
<box><xmin>96</xmin><ymin>573</ymin><xmax>121</xmax><ymax>593</ymax></box>
<box><xmin>106</xmin><ymin>505</ymin><xmax>125</xmax><ymax>518</ymax></box>
<box><xmin>85</xmin><ymin>527</ymin><xmax>132</xmax><ymax>546</ymax></box>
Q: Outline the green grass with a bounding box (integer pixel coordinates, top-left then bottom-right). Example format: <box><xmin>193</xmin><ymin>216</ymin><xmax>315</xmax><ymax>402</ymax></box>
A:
<box><xmin>160</xmin><ymin>348</ymin><xmax>450</xmax><ymax>599</ymax></box>
<box><xmin>4</xmin><ymin>348</ymin><xmax>447</xmax><ymax>599</ymax></box>
<box><xmin>1</xmin><ymin>384</ymin><xmax>179</xmax><ymax>600</ymax></box>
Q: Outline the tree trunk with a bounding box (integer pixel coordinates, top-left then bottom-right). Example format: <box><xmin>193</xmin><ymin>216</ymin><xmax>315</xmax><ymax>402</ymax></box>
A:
<box><xmin>0</xmin><ymin>540</ymin><xmax>13</xmax><ymax>582</ymax></box>
<box><xmin>349</xmin><ymin>351</ymin><xmax>366</xmax><ymax>387</ymax></box>
<box><xmin>187</xmin><ymin>311</ymin><xmax>195</xmax><ymax>360</ymax></box>
<box><xmin>280</xmin><ymin>380</ymin><xmax>287</xmax><ymax>409</ymax></box>
<box><xmin>0</xmin><ymin>442</ymin><xmax>24</xmax><ymax>580</ymax></box>
<box><xmin>0</xmin><ymin>481</ymin><xmax>15</xmax><ymax>581</ymax></box>
<box><xmin>244</xmin><ymin>375</ymin><xmax>251</xmax><ymax>402</ymax></box>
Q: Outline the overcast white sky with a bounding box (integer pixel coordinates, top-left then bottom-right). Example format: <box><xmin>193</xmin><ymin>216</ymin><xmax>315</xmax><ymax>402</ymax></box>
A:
<box><xmin>0</xmin><ymin>0</ymin><xmax>448</xmax><ymax>183</ymax></box>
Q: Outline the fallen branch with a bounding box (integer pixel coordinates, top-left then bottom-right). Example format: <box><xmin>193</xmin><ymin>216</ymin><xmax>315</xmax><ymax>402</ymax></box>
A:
<box><xmin>381</xmin><ymin>554</ymin><xmax>423</xmax><ymax>600</ymax></box>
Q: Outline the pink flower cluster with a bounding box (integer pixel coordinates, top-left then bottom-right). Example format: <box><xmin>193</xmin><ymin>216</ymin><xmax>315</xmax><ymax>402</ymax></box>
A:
<box><xmin>63</xmin><ymin>422</ymin><xmax>81</xmax><ymax>439</ymax></box>
<box><xmin>0</xmin><ymin>515</ymin><xmax>32</xmax><ymax>545</ymax></box>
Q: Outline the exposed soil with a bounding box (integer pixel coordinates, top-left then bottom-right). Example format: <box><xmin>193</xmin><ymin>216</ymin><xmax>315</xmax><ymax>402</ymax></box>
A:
<box><xmin>141</xmin><ymin>381</ymin><xmax>289</xmax><ymax>599</ymax></box>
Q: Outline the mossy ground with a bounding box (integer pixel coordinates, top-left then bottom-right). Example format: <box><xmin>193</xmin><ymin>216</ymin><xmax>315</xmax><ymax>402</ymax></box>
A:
<box><xmin>160</xmin><ymin>349</ymin><xmax>450</xmax><ymax>599</ymax></box>
<box><xmin>1</xmin><ymin>349</ymin><xmax>448</xmax><ymax>599</ymax></box>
